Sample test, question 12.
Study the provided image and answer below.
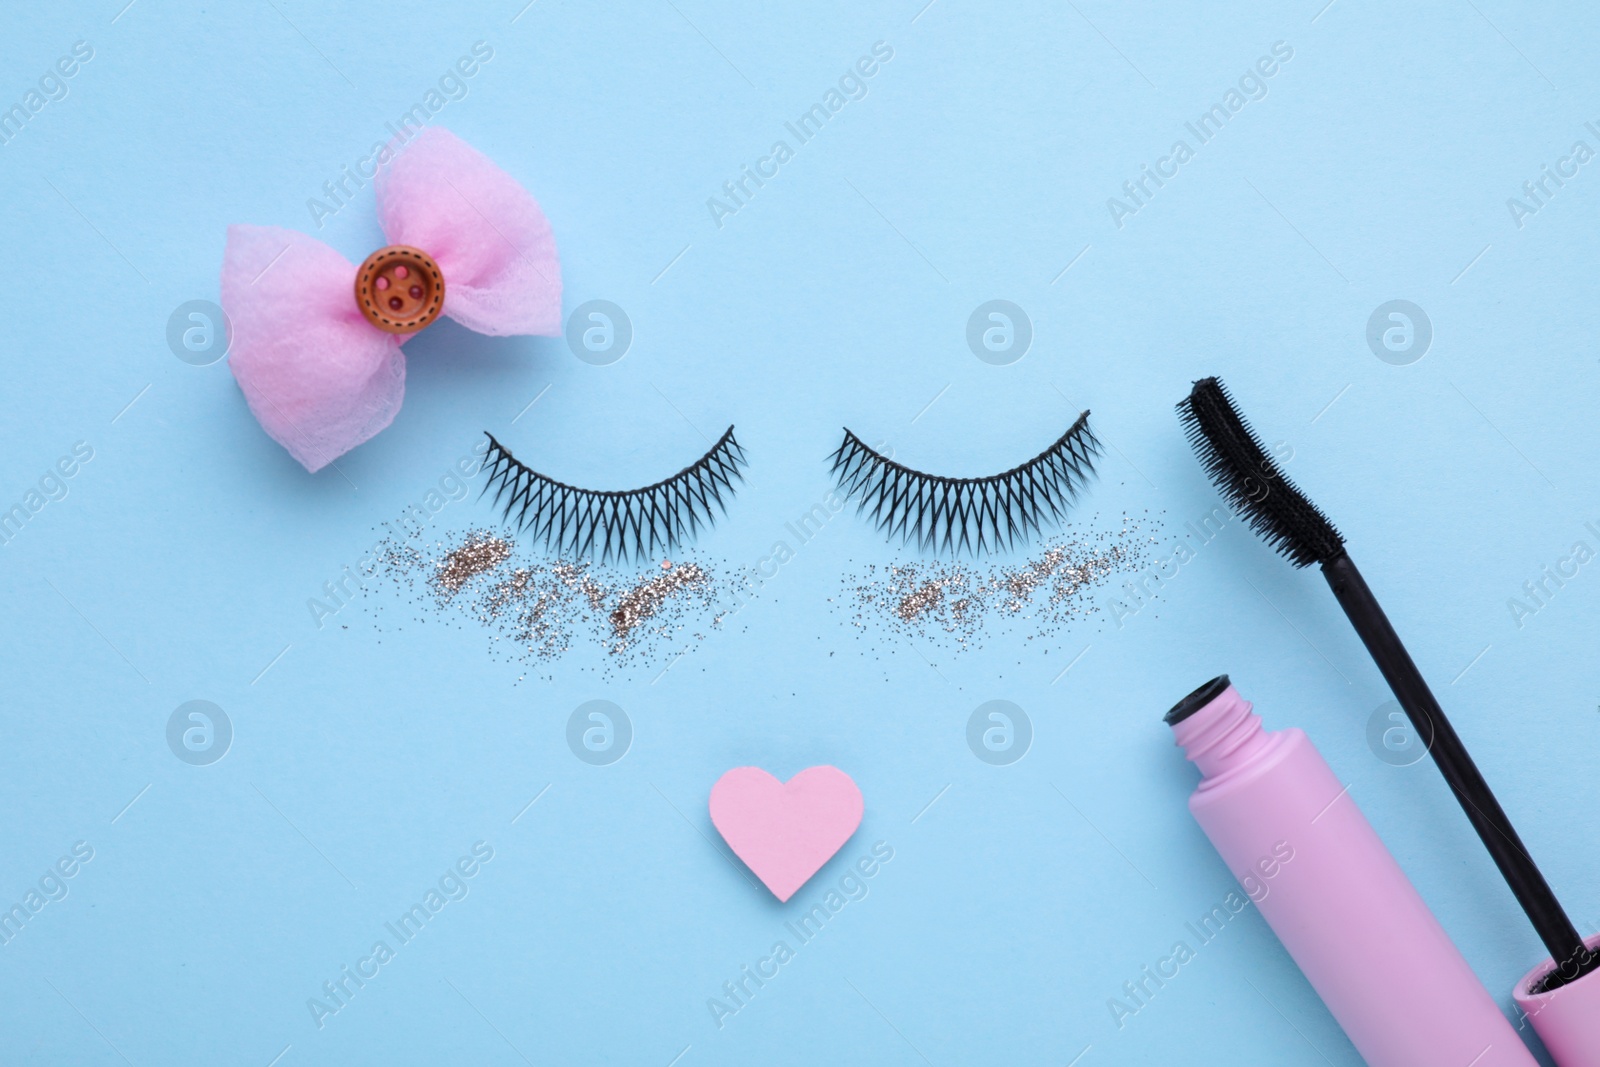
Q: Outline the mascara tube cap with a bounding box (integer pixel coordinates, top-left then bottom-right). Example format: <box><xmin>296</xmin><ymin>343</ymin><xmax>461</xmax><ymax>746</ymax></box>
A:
<box><xmin>1513</xmin><ymin>933</ymin><xmax>1600</xmax><ymax>1067</ymax></box>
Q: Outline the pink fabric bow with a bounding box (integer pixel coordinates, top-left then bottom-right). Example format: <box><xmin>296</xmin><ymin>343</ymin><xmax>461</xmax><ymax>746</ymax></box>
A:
<box><xmin>221</xmin><ymin>127</ymin><xmax>561</xmax><ymax>472</ymax></box>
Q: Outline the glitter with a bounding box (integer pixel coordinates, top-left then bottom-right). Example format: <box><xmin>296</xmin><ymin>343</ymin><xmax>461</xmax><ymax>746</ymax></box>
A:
<box><xmin>609</xmin><ymin>563</ymin><xmax>710</xmax><ymax>647</ymax></box>
<box><xmin>895</xmin><ymin>578</ymin><xmax>945</xmax><ymax>622</ymax></box>
<box><xmin>840</xmin><ymin>515</ymin><xmax>1156</xmax><ymax>654</ymax></box>
<box><xmin>359</xmin><ymin>513</ymin><xmax>1158</xmax><ymax>682</ymax></box>
<box><xmin>367</xmin><ymin>527</ymin><xmax>724</xmax><ymax>680</ymax></box>
<box><xmin>430</xmin><ymin>532</ymin><xmax>513</xmax><ymax>596</ymax></box>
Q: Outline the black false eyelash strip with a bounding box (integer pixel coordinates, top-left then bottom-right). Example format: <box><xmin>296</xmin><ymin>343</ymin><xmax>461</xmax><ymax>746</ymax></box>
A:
<box><xmin>829</xmin><ymin>411</ymin><xmax>1103</xmax><ymax>555</ymax></box>
<box><xmin>480</xmin><ymin>428</ymin><xmax>747</xmax><ymax>562</ymax></box>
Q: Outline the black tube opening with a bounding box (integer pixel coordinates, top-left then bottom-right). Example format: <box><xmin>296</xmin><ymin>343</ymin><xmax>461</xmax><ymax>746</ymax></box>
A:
<box><xmin>1164</xmin><ymin>675</ymin><xmax>1231</xmax><ymax>725</ymax></box>
<box><xmin>1533</xmin><ymin>944</ymin><xmax>1600</xmax><ymax>994</ymax></box>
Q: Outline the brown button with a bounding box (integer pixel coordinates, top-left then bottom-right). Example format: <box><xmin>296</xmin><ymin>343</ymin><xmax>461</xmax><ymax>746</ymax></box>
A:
<box><xmin>354</xmin><ymin>245</ymin><xmax>445</xmax><ymax>334</ymax></box>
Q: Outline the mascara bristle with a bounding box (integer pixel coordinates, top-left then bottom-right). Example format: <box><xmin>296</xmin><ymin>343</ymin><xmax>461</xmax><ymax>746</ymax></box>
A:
<box><xmin>1176</xmin><ymin>377</ymin><xmax>1344</xmax><ymax>567</ymax></box>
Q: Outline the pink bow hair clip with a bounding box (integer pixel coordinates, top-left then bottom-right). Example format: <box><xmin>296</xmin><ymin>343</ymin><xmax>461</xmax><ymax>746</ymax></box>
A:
<box><xmin>221</xmin><ymin>126</ymin><xmax>561</xmax><ymax>472</ymax></box>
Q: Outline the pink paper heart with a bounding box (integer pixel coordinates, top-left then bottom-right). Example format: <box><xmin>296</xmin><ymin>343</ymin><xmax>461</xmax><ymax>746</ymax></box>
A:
<box><xmin>709</xmin><ymin>766</ymin><xmax>864</xmax><ymax>902</ymax></box>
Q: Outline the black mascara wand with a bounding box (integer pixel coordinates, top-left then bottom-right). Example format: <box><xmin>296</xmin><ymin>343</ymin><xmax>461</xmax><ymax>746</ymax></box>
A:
<box><xmin>1177</xmin><ymin>376</ymin><xmax>1597</xmax><ymax>990</ymax></box>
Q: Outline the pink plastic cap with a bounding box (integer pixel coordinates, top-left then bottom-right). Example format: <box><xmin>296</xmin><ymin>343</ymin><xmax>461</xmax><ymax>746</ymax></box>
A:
<box><xmin>1513</xmin><ymin>933</ymin><xmax>1600</xmax><ymax>1067</ymax></box>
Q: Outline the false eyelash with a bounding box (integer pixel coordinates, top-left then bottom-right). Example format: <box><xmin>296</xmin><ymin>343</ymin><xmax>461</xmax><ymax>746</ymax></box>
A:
<box><xmin>829</xmin><ymin>411</ymin><xmax>1102</xmax><ymax>555</ymax></box>
<box><xmin>480</xmin><ymin>428</ymin><xmax>747</xmax><ymax>562</ymax></box>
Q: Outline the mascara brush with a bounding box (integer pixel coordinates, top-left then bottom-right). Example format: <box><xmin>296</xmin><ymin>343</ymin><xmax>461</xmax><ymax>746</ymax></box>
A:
<box><xmin>1175</xmin><ymin>376</ymin><xmax>1598</xmax><ymax>996</ymax></box>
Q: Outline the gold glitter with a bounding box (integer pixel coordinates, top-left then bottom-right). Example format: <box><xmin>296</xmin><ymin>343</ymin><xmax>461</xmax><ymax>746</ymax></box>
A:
<box><xmin>553</xmin><ymin>562</ymin><xmax>609</xmax><ymax>613</ymax></box>
<box><xmin>608</xmin><ymin>562</ymin><xmax>710</xmax><ymax>648</ymax></box>
<box><xmin>431</xmin><ymin>532</ymin><xmax>513</xmax><ymax>596</ymax></box>
<box><xmin>895</xmin><ymin>578</ymin><xmax>945</xmax><ymax>622</ymax></box>
<box><xmin>841</xmin><ymin>516</ymin><xmax>1156</xmax><ymax>653</ymax></box>
<box><xmin>369</xmin><ymin>529</ymin><xmax>722</xmax><ymax>680</ymax></box>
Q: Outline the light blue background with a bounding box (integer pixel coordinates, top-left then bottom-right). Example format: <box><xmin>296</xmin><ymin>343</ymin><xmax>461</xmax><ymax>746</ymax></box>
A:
<box><xmin>2</xmin><ymin>1</ymin><xmax>1598</xmax><ymax>1064</ymax></box>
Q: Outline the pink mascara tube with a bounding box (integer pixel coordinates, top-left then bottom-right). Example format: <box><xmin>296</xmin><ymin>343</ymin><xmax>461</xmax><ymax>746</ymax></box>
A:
<box><xmin>1166</xmin><ymin>675</ymin><xmax>1536</xmax><ymax>1067</ymax></box>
